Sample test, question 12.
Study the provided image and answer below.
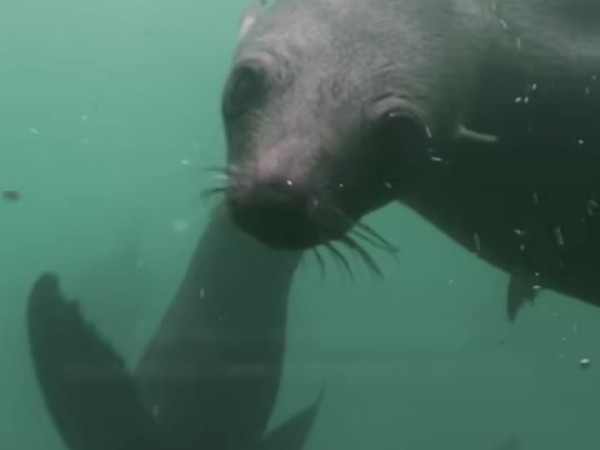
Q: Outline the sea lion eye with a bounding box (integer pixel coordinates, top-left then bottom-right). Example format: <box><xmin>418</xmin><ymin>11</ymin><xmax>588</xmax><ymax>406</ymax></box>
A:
<box><xmin>371</xmin><ymin>109</ymin><xmax>428</xmax><ymax>162</ymax></box>
<box><xmin>223</xmin><ymin>63</ymin><xmax>267</xmax><ymax>120</ymax></box>
<box><xmin>374</xmin><ymin>110</ymin><xmax>418</xmax><ymax>143</ymax></box>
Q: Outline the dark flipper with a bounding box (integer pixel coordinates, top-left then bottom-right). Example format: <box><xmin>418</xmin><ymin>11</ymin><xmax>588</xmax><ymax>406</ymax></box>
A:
<box><xmin>27</xmin><ymin>272</ymin><xmax>162</xmax><ymax>450</ymax></box>
<box><xmin>507</xmin><ymin>266</ymin><xmax>541</xmax><ymax>322</ymax></box>
<box><xmin>260</xmin><ymin>390</ymin><xmax>324</xmax><ymax>450</ymax></box>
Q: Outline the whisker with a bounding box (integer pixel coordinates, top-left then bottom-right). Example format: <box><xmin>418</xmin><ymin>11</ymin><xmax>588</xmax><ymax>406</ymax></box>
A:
<box><xmin>350</xmin><ymin>228</ymin><xmax>398</xmax><ymax>257</ymax></box>
<box><xmin>318</xmin><ymin>203</ymin><xmax>398</xmax><ymax>266</ymax></box>
<box><xmin>203</xmin><ymin>164</ymin><xmax>242</xmax><ymax>177</ymax></box>
<box><xmin>203</xmin><ymin>166</ymin><xmax>229</xmax><ymax>175</ymax></box>
<box><xmin>340</xmin><ymin>236</ymin><xmax>382</xmax><ymax>277</ymax></box>
<box><xmin>200</xmin><ymin>187</ymin><xmax>226</xmax><ymax>202</ymax></box>
<box><xmin>354</xmin><ymin>222</ymin><xmax>400</xmax><ymax>254</ymax></box>
<box><xmin>325</xmin><ymin>243</ymin><xmax>354</xmax><ymax>280</ymax></box>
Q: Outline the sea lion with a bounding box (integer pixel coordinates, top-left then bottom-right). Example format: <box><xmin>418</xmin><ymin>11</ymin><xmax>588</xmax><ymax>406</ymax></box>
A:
<box><xmin>223</xmin><ymin>0</ymin><xmax>600</xmax><ymax>320</ymax></box>
<box><xmin>26</xmin><ymin>0</ymin><xmax>600</xmax><ymax>448</ymax></box>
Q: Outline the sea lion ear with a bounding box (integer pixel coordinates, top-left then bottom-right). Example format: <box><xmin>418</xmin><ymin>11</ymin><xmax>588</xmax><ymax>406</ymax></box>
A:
<box><xmin>238</xmin><ymin>0</ymin><xmax>267</xmax><ymax>42</ymax></box>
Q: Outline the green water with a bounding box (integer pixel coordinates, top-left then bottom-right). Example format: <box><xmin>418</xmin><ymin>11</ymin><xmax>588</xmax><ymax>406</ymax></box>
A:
<box><xmin>1</xmin><ymin>1</ymin><xmax>599</xmax><ymax>449</ymax></box>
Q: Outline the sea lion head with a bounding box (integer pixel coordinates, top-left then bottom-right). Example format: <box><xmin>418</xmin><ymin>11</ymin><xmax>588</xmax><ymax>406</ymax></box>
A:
<box><xmin>220</xmin><ymin>0</ymin><xmax>493</xmax><ymax>250</ymax></box>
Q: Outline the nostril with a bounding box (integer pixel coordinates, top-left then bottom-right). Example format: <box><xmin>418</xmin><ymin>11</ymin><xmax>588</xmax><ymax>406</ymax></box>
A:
<box><xmin>228</xmin><ymin>177</ymin><xmax>313</xmax><ymax>245</ymax></box>
<box><xmin>259</xmin><ymin>178</ymin><xmax>307</xmax><ymax>207</ymax></box>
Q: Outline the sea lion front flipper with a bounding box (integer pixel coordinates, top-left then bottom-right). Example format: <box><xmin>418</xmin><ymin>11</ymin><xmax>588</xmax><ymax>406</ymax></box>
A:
<box><xmin>506</xmin><ymin>266</ymin><xmax>540</xmax><ymax>322</ymax></box>
<box><xmin>259</xmin><ymin>389</ymin><xmax>324</xmax><ymax>450</ymax></box>
<box><xmin>27</xmin><ymin>272</ymin><xmax>163</xmax><ymax>450</ymax></box>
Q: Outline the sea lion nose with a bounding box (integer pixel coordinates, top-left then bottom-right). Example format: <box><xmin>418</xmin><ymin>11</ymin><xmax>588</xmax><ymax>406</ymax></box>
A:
<box><xmin>228</xmin><ymin>177</ymin><xmax>316</xmax><ymax>248</ymax></box>
<box><xmin>248</xmin><ymin>178</ymin><xmax>310</xmax><ymax>221</ymax></box>
<box><xmin>260</xmin><ymin>178</ymin><xmax>306</xmax><ymax>205</ymax></box>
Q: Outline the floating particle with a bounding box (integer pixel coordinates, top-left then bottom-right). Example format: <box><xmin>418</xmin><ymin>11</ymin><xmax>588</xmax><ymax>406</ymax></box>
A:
<box><xmin>577</xmin><ymin>139</ymin><xmax>585</xmax><ymax>146</ymax></box>
<box><xmin>172</xmin><ymin>219</ymin><xmax>190</xmax><ymax>233</ymax></box>
<box><xmin>515</xmin><ymin>97</ymin><xmax>522</xmax><ymax>103</ymax></box>
<box><xmin>200</xmin><ymin>287</ymin><xmax>205</xmax><ymax>299</ymax></box>
<box><xmin>425</xmin><ymin>126</ymin><xmax>432</xmax><ymax>138</ymax></box>
<box><xmin>499</xmin><ymin>18</ymin><xmax>508</xmax><ymax>29</ymax></box>
<box><xmin>561</xmin><ymin>337</ymin><xmax>566</xmax><ymax>343</ymax></box>
<box><xmin>152</xmin><ymin>405</ymin><xmax>160</xmax><ymax>418</ymax></box>
<box><xmin>430</xmin><ymin>156</ymin><xmax>443</xmax><ymax>163</ymax></box>
<box><xmin>513</xmin><ymin>228</ymin><xmax>527</xmax><ymax>237</ymax></box>
<box><xmin>286</xmin><ymin>179</ymin><xmax>293</xmax><ymax>186</ymax></box>
<box><xmin>533</xmin><ymin>284</ymin><xmax>541</xmax><ymax>291</ymax></box>
<box><xmin>384</xmin><ymin>181</ymin><xmax>393</xmax><ymax>189</ymax></box>
<box><xmin>29</xmin><ymin>128</ymin><xmax>40</xmax><ymax>135</ymax></box>
<box><xmin>553</xmin><ymin>226</ymin><xmax>564</xmax><ymax>246</ymax></box>
<box><xmin>572</xmin><ymin>324</ymin><xmax>579</xmax><ymax>334</ymax></box>
<box><xmin>180</xmin><ymin>159</ymin><xmax>190</xmax><ymax>165</ymax></box>
<box><xmin>587</xmin><ymin>198</ymin><xmax>599</xmax><ymax>216</ymax></box>
<box><xmin>80</xmin><ymin>114</ymin><xmax>89</xmax><ymax>121</ymax></box>
<box><xmin>532</xmin><ymin>191</ymin><xmax>539</xmax><ymax>203</ymax></box>
<box><xmin>473</xmin><ymin>232</ymin><xmax>481</xmax><ymax>254</ymax></box>
<box><xmin>448</xmin><ymin>279</ymin><xmax>455</xmax><ymax>285</ymax></box>
<box><xmin>579</xmin><ymin>358</ymin><xmax>591</xmax><ymax>370</ymax></box>
<box><xmin>2</xmin><ymin>190</ymin><xmax>21</xmax><ymax>202</ymax></box>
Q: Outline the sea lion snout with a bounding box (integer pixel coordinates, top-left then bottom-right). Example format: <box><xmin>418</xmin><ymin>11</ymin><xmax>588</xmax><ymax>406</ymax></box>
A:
<box><xmin>227</xmin><ymin>174</ymin><xmax>349</xmax><ymax>249</ymax></box>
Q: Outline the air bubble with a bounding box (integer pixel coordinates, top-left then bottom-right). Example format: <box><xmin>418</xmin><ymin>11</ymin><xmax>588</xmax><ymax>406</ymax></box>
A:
<box><xmin>579</xmin><ymin>358</ymin><xmax>591</xmax><ymax>370</ymax></box>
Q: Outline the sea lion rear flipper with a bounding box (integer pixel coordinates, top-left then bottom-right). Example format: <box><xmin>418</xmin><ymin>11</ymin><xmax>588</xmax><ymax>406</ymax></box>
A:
<box><xmin>27</xmin><ymin>272</ymin><xmax>163</xmax><ymax>450</ymax></box>
<box><xmin>259</xmin><ymin>389</ymin><xmax>324</xmax><ymax>450</ymax></box>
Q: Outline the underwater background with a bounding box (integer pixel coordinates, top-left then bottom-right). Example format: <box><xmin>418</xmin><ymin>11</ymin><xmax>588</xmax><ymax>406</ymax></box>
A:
<box><xmin>1</xmin><ymin>0</ymin><xmax>600</xmax><ymax>449</ymax></box>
